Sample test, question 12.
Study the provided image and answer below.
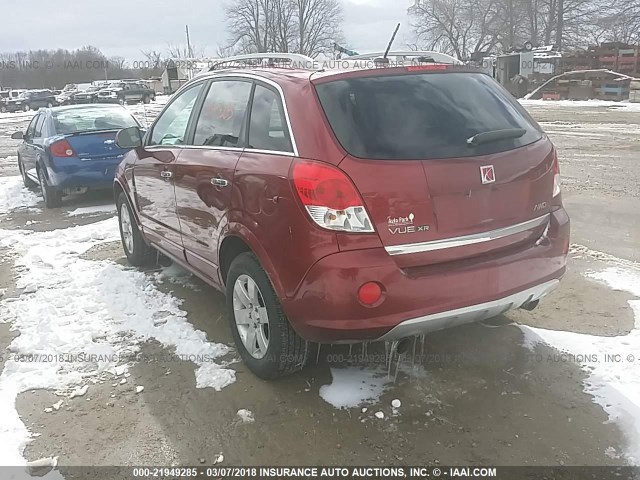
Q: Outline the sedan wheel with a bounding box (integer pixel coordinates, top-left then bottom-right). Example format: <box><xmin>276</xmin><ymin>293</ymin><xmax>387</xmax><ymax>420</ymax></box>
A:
<box><xmin>47</xmin><ymin>102</ymin><xmax>53</xmax><ymax>108</ymax></box>
<box><xmin>38</xmin><ymin>168</ymin><xmax>61</xmax><ymax>208</ymax></box>
<box><xmin>23</xmin><ymin>104</ymin><xmax>30</xmax><ymax>112</ymax></box>
<box><xmin>233</xmin><ymin>274</ymin><xmax>270</xmax><ymax>359</ymax></box>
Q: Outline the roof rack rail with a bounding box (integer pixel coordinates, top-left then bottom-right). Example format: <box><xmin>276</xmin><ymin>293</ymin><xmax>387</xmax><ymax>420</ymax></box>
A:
<box><xmin>209</xmin><ymin>53</ymin><xmax>316</xmax><ymax>71</ymax></box>
<box><xmin>346</xmin><ymin>51</ymin><xmax>463</xmax><ymax>65</ymax></box>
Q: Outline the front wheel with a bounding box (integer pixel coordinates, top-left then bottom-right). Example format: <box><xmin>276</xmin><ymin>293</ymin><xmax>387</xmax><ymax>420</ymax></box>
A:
<box><xmin>226</xmin><ymin>252</ymin><xmax>308</xmax><ymax>379</ymax></box>
<box><xmin>38</xmin><ymin>167</ymin><xmax>61</xmax><ymax>208</ymax></box>
<box><xmin>142</xmin><ymin>95</ymin><xmax>151</xmax><ymax>104</ymax></box>
<box><xmin>117</xmin><ymin>192</ymin><xmax>156</xmax><ymax>266</ymax></box>
<box><xmin>47</xmin><ymin>102</ymin><xmax>53</xmax><ymax>108</ymax></box>
<box><xmin>23</xmin><ymin>104</ymin><xmax>31</xmax><ymax>112</ymax></box>
<box><xmin>118</xmin><ymin>97</ymin><xmax>126</xmax><ymax>106</ymax></box>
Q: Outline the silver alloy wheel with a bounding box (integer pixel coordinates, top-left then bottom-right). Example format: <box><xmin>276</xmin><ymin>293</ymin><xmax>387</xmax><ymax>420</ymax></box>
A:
<box><xmin>233</xmin><ymin>274</ymin><xmax>270</xmax><ymax>359</ymax></box>
<box><xmin>120</xmin><ymin>203</ymin><xmax>134</xmax><ymax>254</ymax></box>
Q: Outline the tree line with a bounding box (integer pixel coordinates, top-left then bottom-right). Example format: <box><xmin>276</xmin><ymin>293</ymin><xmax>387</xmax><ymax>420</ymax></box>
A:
<box><xmin>408</xmin><ymin>0</ymin><xmax>640</xmax><ymax>60</ymax></box>
<box><xmin>0</xmin><ymin>46</ymin><xmax>165</xmax><ymax>90</ymax></box>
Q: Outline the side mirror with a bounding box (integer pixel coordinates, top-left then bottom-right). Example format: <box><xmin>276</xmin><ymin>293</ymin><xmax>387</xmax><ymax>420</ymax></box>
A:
<box><xmin>11</xmin><ymin>131</ymin><xmax>24</xmax><ymax>140</ymax></box>
<box><xmin>116</xmin><ymin>126</ymin><xmax>144</xmax><ymax>149</ymax></box>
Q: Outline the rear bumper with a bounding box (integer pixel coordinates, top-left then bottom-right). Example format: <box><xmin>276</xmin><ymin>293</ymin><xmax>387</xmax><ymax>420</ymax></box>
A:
<box><xmin>281</xmin><ymin>208</ymin><xmax>570</xmax><ymax>343</ymax></box>
<box><xmin>48</xmin><ymin>157</ymin><xmax>123</xmax><ymax>189</ymax></box>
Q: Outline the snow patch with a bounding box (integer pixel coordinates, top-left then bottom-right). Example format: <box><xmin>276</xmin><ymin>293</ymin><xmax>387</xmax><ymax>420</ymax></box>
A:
<box><xmin>0</xmin><ymin>175</ymin><xmax>39</xmax><ymax>215</ymax></box>
<box><xmin>236</xmin><ymin>409</ymin><xmax>255</xmax><ymax>423</ymax></box>
<box><xmin>521</xmin><ymin>265</ymin><xmax>640</xmax><ymax>463</ymax></box>
<box><xmin>319</xmin><ymin>367</ymin><xmax>390</xmax><ymax>409</ymax></box>
<box><xmin>0</xmin><ymin>218</ymin><xmax>235</xmax><ymax>466</ymax></box>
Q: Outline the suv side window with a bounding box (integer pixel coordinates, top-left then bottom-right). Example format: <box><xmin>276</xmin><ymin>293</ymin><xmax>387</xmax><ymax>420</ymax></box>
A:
<box><xmin>33</xmin><ymin>114</ymin><xmax>46</xmax><ymax>138</ymax></box>
<box><xmin>248</xmin><ymin>84</ymin><xmax>293</xmax><ymax>153</ymax></box>
<box><xmin>193</xmin><ymin>80</ymin><xmax>252</xmax><ymax>147</ymax></box>
<box><xmin>149</xmin><ymin>83</ymin><xmax>203</xmax><ymax>146</ymax></box>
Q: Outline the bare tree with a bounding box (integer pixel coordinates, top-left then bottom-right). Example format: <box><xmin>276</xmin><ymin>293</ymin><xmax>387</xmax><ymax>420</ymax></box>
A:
<box><xmin>293</xmin><ymin>0</ymin><xmax>342</xmax><ymax>56</ymax></box>
<box><xmin>409</xmin><ymin>0</ymin><xmax>501</xmax><ymax>59</ymax></box>
<box><xmin>141</xmin><ymin>50</ymin><xmax>164</xmax><ymax>69</ymax></box>
<box><xmin>224</xmin><ymin>0</ymin><xmax>343</xmax><ymax>56</ymax></box>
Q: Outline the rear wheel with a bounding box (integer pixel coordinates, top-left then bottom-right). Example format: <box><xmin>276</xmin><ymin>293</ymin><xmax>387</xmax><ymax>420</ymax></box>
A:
<box><xmin>226</xmin><ymin>252</ymin><xmax>308</xmax><ymax>379</ymax></box>
<box><xmin>119</xmin><ymin>97</ymin><xmax>126</xmax><ymax>106</ymax></box>
<box><xmin>0</xmin><ymin>104</ymin><xmax>7</xmax><ymax>113</ymax></box>
<box><xmin>46</xmin><ymin>102</ymin><xmax>53</xmax><ymax>108</ymax></box>
<box><xmin>117</xmin><ymin>192</ymin><xmax>156</xmax><ymax>266</ymax></box>
<box><xmin>142</xmin><ymin>95</ymin><xmax>151</xmax><ymax>104</ymax></box>
<box><xmin>23</xmin><ymin>104</ymin><xmax>30</xmax><ymax>112</ymax></box>
<box><xmin>18</xmin><ymin>157</ymin><xmax>37</xmax><ymax>188</ymax></box>
<box><xmin>38</xmin><ymin>167</ymin><xmax>61</xmax><ymax>208</ymax></box>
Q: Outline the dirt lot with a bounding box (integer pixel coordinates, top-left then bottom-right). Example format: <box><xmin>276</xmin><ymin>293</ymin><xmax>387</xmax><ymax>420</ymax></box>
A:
<box><xmin>0</xmin><ymin>100</ymin><xmax>639</xmax><ymax>475</ymax></box>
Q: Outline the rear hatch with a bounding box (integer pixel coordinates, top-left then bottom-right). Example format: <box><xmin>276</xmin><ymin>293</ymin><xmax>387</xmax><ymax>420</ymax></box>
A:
<box><xmin>315</xmin><ymin>69</ymin><xmax>555</xmax><ymax>268</ymax></box>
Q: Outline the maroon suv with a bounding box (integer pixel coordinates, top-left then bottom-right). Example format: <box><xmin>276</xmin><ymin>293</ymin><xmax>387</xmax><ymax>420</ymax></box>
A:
<box><xmin>114</xmin><ymin>60</ymin><xmax>570</xmax><ymax>379</ymax></box>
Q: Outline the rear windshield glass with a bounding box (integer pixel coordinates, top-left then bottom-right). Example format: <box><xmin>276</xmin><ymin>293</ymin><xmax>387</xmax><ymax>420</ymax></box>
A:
<box><xmin>53</xmin><ymin>106</ymin><xmax>138</xmax><ymax>134</ymax></box>
<box><xmin>315</xmin><ymin>72</ymin><xmax>542</xmax><ymax>160</ymax></box>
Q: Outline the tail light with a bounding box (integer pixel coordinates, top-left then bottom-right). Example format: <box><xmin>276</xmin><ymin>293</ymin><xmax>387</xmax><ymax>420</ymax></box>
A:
<box><xmin>50</xmin><ymin>139</ymin><xmax>75</xmax><ymax>158</ymax></box>
<box><xmin>552</xmin><ymin>149</ymin><xmax>561</xmax><ymax>197</ymax></box>
<box><xmin>292</xmin><ymin>160</ymin><xmax>374</xmax><ymax>233</ymax></box>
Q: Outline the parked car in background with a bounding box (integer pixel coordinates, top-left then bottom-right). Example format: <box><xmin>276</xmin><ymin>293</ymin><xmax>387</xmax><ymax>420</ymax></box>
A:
<box><xmin>72</xmin><ymin>85</ymin><xmax>103</xmax><ymax>104</ymax></box>
<box><xmin>97</xmin><ymin>81</ymin><xmax>155</xmax><ymax>105</ymax></box>
<box><xmin>4</xmin><ymin>90</ymin><xmax>57</xmax><ymax>112</ymax></box>
<box><xmin>112</xmin><ymin>54</ymin><xmax>570</xmax><ymax>379</ymax></box>
<box><xmin>1</xmin><ymin>89</ymin><xmax>28</xmax><ymax>112</ymax></box>
<box><xmin>11</xmin><ymin>104</ymin><xmax>141</xmax><ymax>207</ymax></box>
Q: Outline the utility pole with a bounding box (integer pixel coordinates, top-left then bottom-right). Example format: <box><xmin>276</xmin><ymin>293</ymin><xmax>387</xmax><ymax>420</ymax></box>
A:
<box><xmin>555</xmin><ymin>0</ymin><xmax>564</xmax><ymax>50</ymax></box>
<box><xmin>185</xmin><ymin>25</ymin><xmax>193</xmax><ymax>58</ymax></box>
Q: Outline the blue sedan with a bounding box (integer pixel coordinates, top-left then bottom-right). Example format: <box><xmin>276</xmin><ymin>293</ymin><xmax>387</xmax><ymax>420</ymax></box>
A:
<box><xmin>12</xmin><ymin>104</ymin><xmax>141</xmax><ymax>208</ymax></box>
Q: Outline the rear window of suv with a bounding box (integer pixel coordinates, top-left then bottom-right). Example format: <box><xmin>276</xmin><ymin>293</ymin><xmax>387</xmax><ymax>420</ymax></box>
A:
<box><xmin>315</xmin><ymin>71</ymin><xmax>542</xmax><ymax>160</ymax></box>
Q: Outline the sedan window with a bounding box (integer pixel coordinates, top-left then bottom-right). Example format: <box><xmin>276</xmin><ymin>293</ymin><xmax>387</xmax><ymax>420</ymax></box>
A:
<box><xmin>193</xmin><ymin>80</ymin><xmax>252</xmax><ymax>147</ymax></box>
<box><xmin>149</xmin><ymin>83</ymin><xmax>203</xmax><ymax>146</ymax></box>
<box><xmin>33</xmin><ymin>115</ymin><xmax>45</xmax><ymax>138</ymax></box>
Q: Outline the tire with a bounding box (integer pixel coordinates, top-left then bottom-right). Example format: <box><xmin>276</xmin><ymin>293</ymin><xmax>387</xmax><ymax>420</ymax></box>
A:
<box><xmin>18</xmin><ymin>157</ymin><xmax>37</xmax><ymax>188</ymax></box>
<box><xmin>0</xmin><ymin>105</ymin><xmax>6</xmax><ymax>113</ymax></box>
<box><xmin>142</xmin><ymin>95</ymin><xmax>151</xmax><ymax>105</ymax></box>
<box><xmin>119</xmin><ymin>97</ymin><xmax>126</xmax><ymax>106</ymax></box>
<box><xmin>116</xmin><ymin>192</ymin><xmax>156</xmax><ymax>267</ymax></box>
<box><xmin>47</xmin><ymin>102</ymin><xmax>53</xmax><ymax>108</ymax></box>
<box><xmin>226</xmin><ymin>252</ymin><xmax>308</xmax><ymax>379</ymax></box>
<box><xmin>23</xmin><ymin>104</ymin><xmax>31</xmax><ymax>112</ymax></box>
<box><xmin>37</xmin><ymin>167</ymin><xmax>61</xmax><ymax>208</ymax></box>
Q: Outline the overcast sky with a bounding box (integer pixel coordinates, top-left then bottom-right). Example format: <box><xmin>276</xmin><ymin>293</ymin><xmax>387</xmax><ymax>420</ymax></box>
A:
<box><xmin>0</xmin><ymin>0</ymin><xmax>414</xmax><ymax>60</ymax></box>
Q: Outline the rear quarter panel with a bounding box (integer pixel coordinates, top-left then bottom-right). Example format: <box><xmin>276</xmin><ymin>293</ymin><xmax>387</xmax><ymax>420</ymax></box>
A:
<box><xmin>227</xmin><ymin>151</ymin><xmax>340</xmax><ymax>299</ymax></box>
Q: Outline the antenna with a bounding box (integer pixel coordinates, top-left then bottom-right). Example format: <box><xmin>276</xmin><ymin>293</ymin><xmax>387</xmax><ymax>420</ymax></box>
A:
<box><xmin>186</xmin><ymin>25</ymin><xmax>193</xmax><ymax>58</ymax></box>
<box><xmin>383</xmin><ymin>24</ymin><xmax>401</xmax><ymax>60</ymax></box>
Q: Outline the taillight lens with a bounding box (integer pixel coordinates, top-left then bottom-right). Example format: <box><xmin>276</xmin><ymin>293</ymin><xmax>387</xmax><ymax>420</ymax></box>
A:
<box><xmin>292</xmin><ymin>160</ymin><xmax>374</xmax><ymax>233</ymax></box>
<box><xmin>50</xmin><ymin>139</ymin><xmax>75</xmax><ymax>158</ymax></box>
<box><xmin>552</xmin><ymin>149</ymin><xmax>561</xmax><ymax>197</ymax></box>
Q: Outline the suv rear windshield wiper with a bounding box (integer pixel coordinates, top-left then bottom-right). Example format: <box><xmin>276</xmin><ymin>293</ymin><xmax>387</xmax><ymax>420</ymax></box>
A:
<box><xmin>467</xmin><ymin>128</ymin><xmax>527</xmax><ymax>146</ymax></box>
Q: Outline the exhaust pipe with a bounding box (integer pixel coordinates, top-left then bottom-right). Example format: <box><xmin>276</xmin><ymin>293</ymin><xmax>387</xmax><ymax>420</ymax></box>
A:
<box><xmin>520</xmin><ymin>299</ymin><xmax>539</xmax><ymax>312</ymax></box>
<box><xmin>396</xmin><ymin>338</ymin><xmax>412</xmax><ymax>355</ymax></box>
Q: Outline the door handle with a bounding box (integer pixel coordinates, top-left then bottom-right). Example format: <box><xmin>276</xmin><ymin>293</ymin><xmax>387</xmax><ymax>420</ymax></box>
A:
<box><xmin>160</xmin><ymin>170</ymin><xmax>172</xmax><ymax>179</ymax></box>
<box><xmin>211</xmin><ymin>177</ymin><xmax>229</xmax><ymax>187</ymax></box>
